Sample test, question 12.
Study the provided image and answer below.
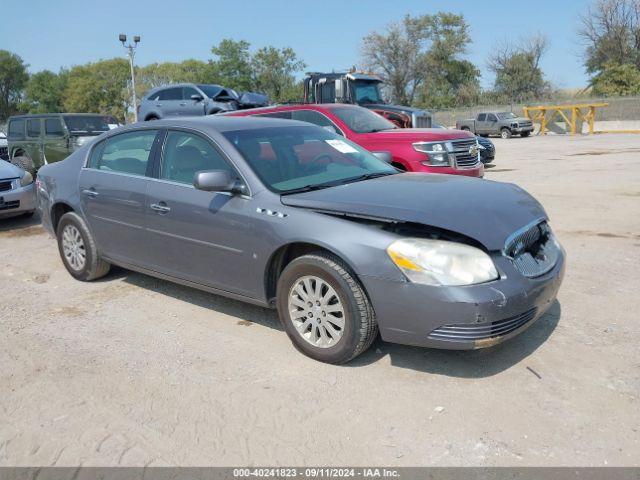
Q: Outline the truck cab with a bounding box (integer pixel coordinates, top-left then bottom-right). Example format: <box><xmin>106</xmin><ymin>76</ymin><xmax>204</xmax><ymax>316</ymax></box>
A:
<box><xmin>303</xmin><ymin>72</ymin><xmax>433</xmax><ymax>129</ymax></box>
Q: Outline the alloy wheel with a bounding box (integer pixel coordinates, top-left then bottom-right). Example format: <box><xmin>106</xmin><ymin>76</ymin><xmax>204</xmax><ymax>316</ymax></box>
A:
<box><xmin>61</xmin><ymin>224</ymin><xmax>86</xmax><ymax>271</ymax></box>
<box><xmin>287</xmin><ymin>275</ymin><xmax>346</xmax><ymax>348</ymax></box>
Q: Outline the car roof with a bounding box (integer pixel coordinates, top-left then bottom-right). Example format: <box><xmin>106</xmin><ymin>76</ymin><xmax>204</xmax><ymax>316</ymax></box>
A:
<box><xmin>116</xmin><ymin>115</ymin><xmax>315</xmax><ymax>133</ymax></box>
<box><xmin>225</xmin><ymin>103</ymin><xmax>365</xmax><ymax>116</ymax></box>
<box><xmin>8</xmin><ymin>113</ymin><xmax>109</xmax><ymax>119</ymax></box>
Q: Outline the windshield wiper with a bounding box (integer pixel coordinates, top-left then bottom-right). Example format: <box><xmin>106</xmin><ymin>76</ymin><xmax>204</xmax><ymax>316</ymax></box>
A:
<box><xmin>280</xmin><ymin>181</ymin><xmax>343</xmax><ymax>195</ymax></box>
<box><xmin>338</xmin><ymin>172</ymin><xmax>396</xmax><ymax>185</ymax></box>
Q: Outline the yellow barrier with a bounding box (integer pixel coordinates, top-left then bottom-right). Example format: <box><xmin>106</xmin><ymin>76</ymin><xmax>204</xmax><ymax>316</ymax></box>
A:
<box><xmin>523</xmin><ymin>103</ymin><xmax>609</xmax><ymax>135</ymax></box>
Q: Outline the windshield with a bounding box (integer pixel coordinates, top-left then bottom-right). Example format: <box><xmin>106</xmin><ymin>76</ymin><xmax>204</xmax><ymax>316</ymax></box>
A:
<box><xmin>497</xmin><ymin>112</ymin><xmax>517</xmax><ymax>120</ymax></box>
<box><xmin>223</xmin><ymin>125</ymin><xmax>396</xmax><ymax>193</ymax></box>
<box><xmin>63</xmin><ymin>116</ymin><xmax>111</xmax><ymax>134</ymax></box>
<box><xmin>332</xmin><ymin>107</ymin><xmax>396</xmax><ymax>133</ymax></box>
<box><xmin>352</xmin><ymin>80</ymin><xmax>384</xmax><ymax>104</ymax></box>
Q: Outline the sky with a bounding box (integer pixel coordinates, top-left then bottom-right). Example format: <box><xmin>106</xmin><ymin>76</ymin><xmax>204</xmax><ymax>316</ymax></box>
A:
<box><xmin>2</xmin><ymin>0</ymin><xmax>591</xmax><ymax>90</ymax></box>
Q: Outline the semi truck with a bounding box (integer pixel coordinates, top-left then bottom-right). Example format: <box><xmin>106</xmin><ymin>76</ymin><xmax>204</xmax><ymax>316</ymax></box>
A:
<box><xmin>303</xmin><ymin>71</ymin><xmax>433</xmax><ymax>129</ymax></box>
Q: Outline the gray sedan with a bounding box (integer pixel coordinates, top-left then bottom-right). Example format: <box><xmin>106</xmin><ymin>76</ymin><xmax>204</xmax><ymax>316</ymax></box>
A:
<box><xmin>36</xmin><ymin>117</ymin><xmax>564</xmax><ymax>363</ymax></box>
<box><xmin>0</xmin><ymin>160</ymin><xmax>36</xmax><ymax>218</ymax></box>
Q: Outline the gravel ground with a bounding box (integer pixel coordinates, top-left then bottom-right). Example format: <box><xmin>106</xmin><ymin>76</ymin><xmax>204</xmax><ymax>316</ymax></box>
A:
<box><xmin>0</xmin><ymin>134</ymin><xmax>639</xmax><ymax>467</ymax></box>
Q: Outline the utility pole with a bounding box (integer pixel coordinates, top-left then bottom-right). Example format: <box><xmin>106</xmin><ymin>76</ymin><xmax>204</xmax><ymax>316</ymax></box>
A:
<box><xmin>119</xmin><ymin>34</ymin><xmax>140</xmax><ymax>122</ymax></box>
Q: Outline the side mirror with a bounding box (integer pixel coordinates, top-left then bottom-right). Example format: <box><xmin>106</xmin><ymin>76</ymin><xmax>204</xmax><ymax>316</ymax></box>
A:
<box><xmin>193</xmin><ymin>170</ymin><xmax>246</xmax><ymax>194</ymax></box>
<box><xmin>191</xmin><ymin>94</ymin><xmax>204</xmax><ymax>102</ymax></box>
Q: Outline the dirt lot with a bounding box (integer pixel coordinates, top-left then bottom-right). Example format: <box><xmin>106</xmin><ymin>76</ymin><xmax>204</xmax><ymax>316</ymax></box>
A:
<box><xmin>1</xmin><ymin>134</ymin><xmax>639</xmax><ymax>467</ymax></box>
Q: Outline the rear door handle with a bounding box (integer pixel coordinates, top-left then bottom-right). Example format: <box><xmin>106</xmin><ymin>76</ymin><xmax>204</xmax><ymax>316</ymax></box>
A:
<box><xmin>82</xmin><ymin>189</ymin><xmax>98</xmax><ymax>198</ymax></box>
<box><xmin>150</xmin><ymin>202</ymin><xmax>171</xmax><ymax>213</ymax></box>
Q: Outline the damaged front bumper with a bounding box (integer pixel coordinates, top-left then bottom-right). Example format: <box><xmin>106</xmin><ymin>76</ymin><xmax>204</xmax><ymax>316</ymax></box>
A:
<box><xmin>359</xmin><ymin>249</ymin><xmax>565</xmax><ymax>350</ymax></box>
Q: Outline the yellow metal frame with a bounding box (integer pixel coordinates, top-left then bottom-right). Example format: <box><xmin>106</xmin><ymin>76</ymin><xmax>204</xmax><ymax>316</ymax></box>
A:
<box><xmin>523</xmin><ymin>103</ymin><xmax>609</xmax><ymax>135</ymax></box>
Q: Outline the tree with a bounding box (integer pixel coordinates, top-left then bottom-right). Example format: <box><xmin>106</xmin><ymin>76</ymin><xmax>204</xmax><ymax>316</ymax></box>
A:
<box><xmin>361</xmin><ymin>16</ymin><xmax>429</xmax><ymax>105</ymax></box>
<box><xmin>63</xmin><ymin>58</ymin><xmax>130</xmax><ymax>121</ymax></box>
<box><xmin>209</xmin><ymin>39</ymin><xmax>254</xmax><ymax>92</ymax></box>
<box><xmin>488</xmin><ymin>34</ymin><xmax>550</xmax><ymax>102</ymax></box>
<box><xmin>579</xmin><ymin>0</ymin><xmax>640</xmax><ymax>74</ymax></box>
<box><xmin>362</xmin><ymin>13</ymin><xmax>479</xmax><ymax>107</ymax></box>
<box><xmin>0</xmin><ymin>50</ymin><xmax>29</xmax><ymax>121</ymax></box>
<box><xmin>136</xmin><ymin>60</ymin><xmax>213</xmax><ymax>99</ymax></box>
<box><xmin>24</xmin><ymin>69</ymin><xmax>68</xmax><ymax>113</ymax></box>
<box><xmin>251</xmin><ymin>46</ymin><xmax>305</xmax><ymax>102</ymax></box>
<box><xmin>591</xmin><ymin>62</ymin><xmax>640</xmax><ymax>95</ymax></box>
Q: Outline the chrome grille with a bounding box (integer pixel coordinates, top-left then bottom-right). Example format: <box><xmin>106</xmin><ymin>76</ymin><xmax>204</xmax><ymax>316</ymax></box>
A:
<box><xmin>428</xmin><ymin>308</ymin><xmax>538</xmax><ymax>342</ymax></box>
<box><xmin>451</xmin><ymin>138</ymin><xmax>480</xmax><ymax>168</ymax></box>
<box><xmin>504</xmin><ymin>221</ymin><xmax>560</xmax><ymax>278</ymax></box>
<box><xmin>0</xmin><ymin>180</ymin><xmax>13</xmax><ymax>192</ymax></box>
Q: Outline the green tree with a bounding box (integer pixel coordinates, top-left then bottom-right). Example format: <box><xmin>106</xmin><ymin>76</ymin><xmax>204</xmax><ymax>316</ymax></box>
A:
<box><xmin>24</xmin><ymin>69</ymin><xmax>68</xmax><ymax>113</ymax></box>
<box><xmin>136</xmin><ymin>59</ymin><xmax>213</xmax><ymax>99</ymax></box>
<box><xmin>362</xmin><ymin>12</ymin><xmax>479</xmax><ymax>107</ymax></box>
<box><xmin>0</xmin><ymin>50</ymin><xmax>29</xmax><ymax>121</ymax></box>
<box><xmin>63</xmin><ymin>58</ymin><xmax>130</xmax><ymax>121</ymax></box>
<box><xmin>251</xmin><ymin>46</ymin><xmax>305</xmax><ymax>102</ymax></box>
<box><xmin>488</xmin><ymin>35</ymin><xmax>550</xmax><ymax>102</ymax></box>
<box><xmin>591</xmin><ymin>63</ymin><xmax>640</xmax><ymax>95</ymax></box>
<box><xmin>209</xmin><ymin>39</ymin><xmax>254</xmax><ymax>91</ymax></box>
<box><xmin>579</xmin><ymin>0</ymin><xmax>640</xmax><ymax>74</ymax></box>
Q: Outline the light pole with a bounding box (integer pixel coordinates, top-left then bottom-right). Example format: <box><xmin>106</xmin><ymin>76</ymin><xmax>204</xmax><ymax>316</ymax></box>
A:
<box><xmin>119</xmin><ymin>34</ymin><xmax>140</xmax><ymax>122</ymax></box>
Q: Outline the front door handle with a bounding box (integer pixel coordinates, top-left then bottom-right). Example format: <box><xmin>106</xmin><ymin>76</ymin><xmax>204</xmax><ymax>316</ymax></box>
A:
<box><xmin>82</xmin><ymin>189</ymin><xmax>98</xmax><ymax>198</ymax></box>
<box><xmin>150</xmin><ymin>202</ymin><xmax>171</xmax><ymax>213</ymax></box>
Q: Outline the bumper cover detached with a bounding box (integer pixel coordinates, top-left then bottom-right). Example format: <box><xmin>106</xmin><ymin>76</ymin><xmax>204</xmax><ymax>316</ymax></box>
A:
<box><xmin>359</xmin><ymin>250</ymin><xmax>565</xmax><ymax>350</ymax></box>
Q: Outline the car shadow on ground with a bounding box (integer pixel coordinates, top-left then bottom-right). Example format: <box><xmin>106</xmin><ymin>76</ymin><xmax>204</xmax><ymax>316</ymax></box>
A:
<box><xmin>351</xmin><ymin>301</ymin><xmax>562</xmax><ymax>378</ymax></box>
<box><xmin>0</xmin><ymin>213</ymin><xmax>42</xmax><ymax>233</ymax></box>
<box><xmin>109</xmin><ymin>267</ymin><xmax>560</xmax><ymax>377</ymax></box>
<box><xmin>115</xmin><ymin>267</ymin><xmax>283</xmax><ymax>331</ymax></box>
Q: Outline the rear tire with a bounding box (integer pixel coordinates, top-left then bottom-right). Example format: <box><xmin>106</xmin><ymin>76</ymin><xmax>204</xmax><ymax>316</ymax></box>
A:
<box><xmin>11</xmin><ymin>156</ymin><xmax>35</xmax><ymax>175</ymax></box>
<box><xmin>461</xmin><ymin>127</ymin><xmax>470</xmax><ymax>132</ymax></box>
<box><xmin>500</xmin><ymin>128</ymin><xmax>512</xmax><ymax>139</ymax></box>
<box><xmin>276</xmin><ymin>253</ymin><xmax>377</xmax><ymax>364</ymax></box>
<box><xmin>56</xmin><ymin>212</ymin><xmax>110</xmax><ymax>281</ymax></box>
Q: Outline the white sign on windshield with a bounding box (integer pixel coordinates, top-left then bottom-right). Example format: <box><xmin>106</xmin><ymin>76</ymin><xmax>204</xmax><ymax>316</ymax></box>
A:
<box><xmin>325</xmin><ymin>139</ymin><xmax>358</xmax><ymax>154</ymax></box>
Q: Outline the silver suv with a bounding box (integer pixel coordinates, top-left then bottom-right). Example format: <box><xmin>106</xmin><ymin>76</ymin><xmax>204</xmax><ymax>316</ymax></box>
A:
<box><xmin>138</xmin><ymin>83</ymin><xmax>267</xmax><ymax>121</ymax></box>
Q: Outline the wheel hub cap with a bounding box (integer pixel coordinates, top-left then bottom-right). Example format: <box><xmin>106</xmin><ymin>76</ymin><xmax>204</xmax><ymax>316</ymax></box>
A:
<box><xmin>288</xmin><ymin>275</ymin><xmax>346</xmax><ymax>348</ymax></box>
<box><xmin>61</xmin><ymin>224</ymin><xmax>86</xmax><ymax>271</ymax></box>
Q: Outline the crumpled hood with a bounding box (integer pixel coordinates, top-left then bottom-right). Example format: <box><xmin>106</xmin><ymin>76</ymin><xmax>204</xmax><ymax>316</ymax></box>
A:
<box><xmin>280</xmin><ymin>173</ymin><xmax>547</xmax><ymax>251</ymax></box>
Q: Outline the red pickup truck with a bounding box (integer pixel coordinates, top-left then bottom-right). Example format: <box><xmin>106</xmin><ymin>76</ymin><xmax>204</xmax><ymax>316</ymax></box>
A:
<box><xmin>225</xmin><ymin>104</ymin><xmax>483</xmax><ymax>177</ymax></box>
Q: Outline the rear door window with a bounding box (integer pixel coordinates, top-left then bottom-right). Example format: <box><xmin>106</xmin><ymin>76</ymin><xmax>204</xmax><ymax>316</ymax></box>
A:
<box><xmin>159</xmin><ymin>88</ymin><xmax>182</xmax><ymax>101</ymax></box>
<box><xmin>26</xmin><ymin>119</ymin><xmax>42</xmax><ymax>138</ymax></box>
<box><xmin>477</xmin><ymin>113</ymin><xmax>486</xmax><ymax>121</ymax></box>
<box><xmin>8</xmin><ymin>119</ymin><xmax>25</xmax><ymax>139</ymax></box>
<box><xmin>89</xmin><ymin>130</ymin><xmax>158</xmax><ymax>176</ymax></box>
<box><xmin>487</xmin><ymin>114</ymin><xmax>497</xmax><ymax>122</ymax></box>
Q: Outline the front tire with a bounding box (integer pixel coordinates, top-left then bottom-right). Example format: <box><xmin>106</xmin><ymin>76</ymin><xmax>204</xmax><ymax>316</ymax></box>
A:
<box><xmin>276</xmin><ymin>253</ymin><xmax>377</xmax><ymax>364</ymax></box>
<box><xmin>500</xmin><ymin>128</ymin><xmax>512</xmax><ymax>139</ymax></box>
<box><xmin>56</xmin><ymin>212</ymin><xmax>110</xmax><ymax>281</ymax></box>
